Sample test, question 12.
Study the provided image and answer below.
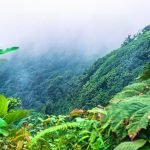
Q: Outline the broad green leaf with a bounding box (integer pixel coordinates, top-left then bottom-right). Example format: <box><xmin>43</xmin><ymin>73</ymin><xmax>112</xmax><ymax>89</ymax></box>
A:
<box><xmin>4</xmin><ymin>109</ymin><xmax>31</xmax><ymax>124</ymax></box>
<box><xmin>0</xmin><ymin>118</ymin><xmax>7</xmax><ymax>128</ymax></box>
<box><xmin>79</xmin><ymin>130</ymin><xmax>90</xmax><ymax>135</ymax></box>
<box><xmin>0</xmin><ymin>129</ymin><xmax>9</xmax><ymax>136</ymax></box>
<box><xmin>78</xmin><ymin>135</ymin><xmax>89</xmax><ymax>143</ymax></box>
<box><xmin>0</xmin><ymin>95</ymin><xmax>8</xmax><ymax>117</ymax></box>
<box><xmin>114</xmin><ymin>139</ymin><xmax>146</xmax><ymax>150</ymax></box>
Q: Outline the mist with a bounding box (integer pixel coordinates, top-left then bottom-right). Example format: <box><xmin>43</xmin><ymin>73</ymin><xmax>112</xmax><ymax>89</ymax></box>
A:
<box><xmin>0</xmin><ymin>0</ymin><xmax>150</xmax><ymax>58</ymax></box>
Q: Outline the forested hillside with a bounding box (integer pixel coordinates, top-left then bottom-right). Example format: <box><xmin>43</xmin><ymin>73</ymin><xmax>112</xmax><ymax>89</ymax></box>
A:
<box><xmin>72</xmin><ymin>26</ymin><xmax>150</xmax><ymax>109</ymax></box>
<box><xmin>0</xmin><ymin>51</ymin><xmax>93</xmax><ymax>114</ymax></box>
<box><xmin>0</xmin><ymin>26</ymin><xmax>150</xmax><ymax>115</ymax></box>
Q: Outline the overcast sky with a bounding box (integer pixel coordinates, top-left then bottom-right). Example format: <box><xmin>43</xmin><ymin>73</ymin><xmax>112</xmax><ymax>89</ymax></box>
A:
<box><xmin>0</xmin><ymin>0</ymin><xmax>150</xmax><ymax>57</ymax></box>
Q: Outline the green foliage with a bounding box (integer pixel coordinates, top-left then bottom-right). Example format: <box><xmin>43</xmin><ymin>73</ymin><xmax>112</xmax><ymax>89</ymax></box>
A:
<box><xmin>0</xmin><ymin>95</ymin><xmax>30</xmax><ymax>125</ymax></box>
<box><xmin>0</xmin><ymin>66</ymin><xmax>149</xmax><ymax>149</ymax></box>
<box><xmin>28</xmin><ymin>118</ymin><xmax>108</xmax><ymax>150</ymax></box>
<box><xmin>7</xmin><ymin>97</ymin><xmax>22</xmax><ymax>111</ymax></box>
<box><xmin>0</xmin><ymin>47</ymin><xmax>19</xmax><ymax>54</ymax></box>
<box><xmin>4</xmin><ymin>109</ymin><xmax>31</xmax><ymax>124</ymax></box>
<box><xmin>101</xmin><ymin>78</ymin><xmax>150</xmax><ymax>149</ymax></box>
<box><xmin>0</xmin><ymin>118</ymin><xmax>8</xmax><ymax>136</ymax></box>
<box><xmin>142</xmin><ymin>25</ymin><xmax>150</xmax><ymax>33</ymax></box>
<box><xmin>0</xmin><ymin>95</ymin><xmax>30</xmax><ymax>137</ymax></box>
<box><xmin>29</xmin><ymin>122</ymin><xmax>81</xmax><ymax>148</ymax></box>
<box><xmin>72</xmin><ymin>29</ymin><xmax>150</xmax><ymax>109</ymax></box>
<box><xmin>88</xmin><ymin>107</ymin><xmax>107</xmax><ymax>115</ymax></box>
<box><xmin>0</xmin><ymin>95</ymin><xmax>8</xmax><ymax>117</ymax></box>
<box><xmin>121</xmin><ymin>35</ymin><xmax>134</xmax><ymax>46</ymax></box>
<box><xmin>139</xmin><ymin>64</ymin><xmax>150</xmax><ymax>81</ymax></box>
<box><xmin>114</xmin><ymin>139</ymin><xmax>146</xmax><ymax>150</ymax></box>
<box><xmin>0</xmin><ymin>95</ymin><xmax>30</xmax><ymax>149</ymax></box>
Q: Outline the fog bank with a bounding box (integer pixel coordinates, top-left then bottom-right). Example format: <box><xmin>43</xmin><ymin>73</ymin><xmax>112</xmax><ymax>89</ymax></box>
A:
<box><xmin>0</xmin><ymin>0</ymin><xmax>150</xmax><ymax>57</ymax></box>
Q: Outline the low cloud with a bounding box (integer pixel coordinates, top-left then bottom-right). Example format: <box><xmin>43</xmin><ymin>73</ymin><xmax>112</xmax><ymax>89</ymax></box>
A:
<box><xmin>0</xmin><ymin>0</ymin><xmax>150</xmax><ymax>57</ymax></box>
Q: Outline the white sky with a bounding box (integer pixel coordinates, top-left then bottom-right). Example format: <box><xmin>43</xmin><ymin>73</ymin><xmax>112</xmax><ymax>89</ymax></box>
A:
<box><xmin>0</xmin><ymin>0</ymin><xmax>150</xmax><ymax>56</ymax></box>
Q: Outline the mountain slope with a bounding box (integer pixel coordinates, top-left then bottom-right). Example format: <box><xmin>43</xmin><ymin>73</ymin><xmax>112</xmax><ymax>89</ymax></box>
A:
<box><xmin>0</xmin><ymin>26</ymin><xmax>150</xmax><ymax>115</ymax></box>
<box><xmin>72</xmin><ymin>26</ymin><xmax>150</xmax><ymax>109</ymax></box>
<box><xmin>0</xmin><ymin>51</ymin><xmax>93</xmax><ymax>114</ymax></box>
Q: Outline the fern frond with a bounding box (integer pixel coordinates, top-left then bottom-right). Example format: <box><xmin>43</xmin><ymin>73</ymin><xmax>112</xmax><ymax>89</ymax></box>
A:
<box><xmin>29</xmin><ymin>122</ymin><xmax>81</xmax><ymax>148</ymax></box>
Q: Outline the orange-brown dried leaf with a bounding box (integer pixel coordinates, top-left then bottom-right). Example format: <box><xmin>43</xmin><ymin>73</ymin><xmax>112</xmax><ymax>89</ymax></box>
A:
<box><xmin>128</xmin><ymin>132</ymin><xmax>137</xmax><ymax>140</ymax></box>
<box><xmin>70</xmin><ymin>108</ymin><xmax>85</xmax><ymax>117</ymax></box>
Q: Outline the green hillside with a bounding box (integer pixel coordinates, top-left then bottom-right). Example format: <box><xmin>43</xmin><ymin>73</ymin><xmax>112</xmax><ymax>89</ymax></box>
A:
<box><xmin>72</xmin><ymin>26</ymin><xmax>150</xmax><ymax>109</ymax></box>
<box><xmin>0</xmin><ymin>26</ymin><xmax>150</xmax><ymax>115</ymax></box>
<box><xmin>0</xmin><ymin>51</ymin><xmax>93</xmax><ymax>114</ymax></box>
